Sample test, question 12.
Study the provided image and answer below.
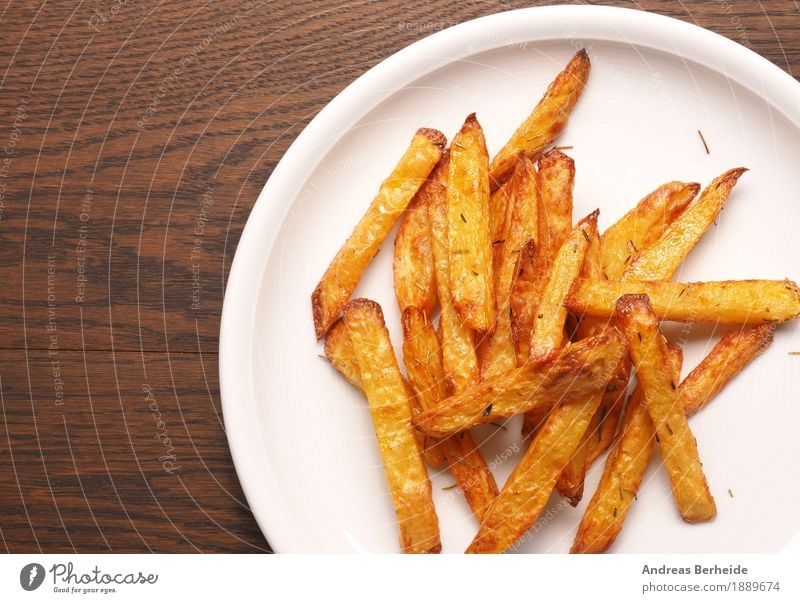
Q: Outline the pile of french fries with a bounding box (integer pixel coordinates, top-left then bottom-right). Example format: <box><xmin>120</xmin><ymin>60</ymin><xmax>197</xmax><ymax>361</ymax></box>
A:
<box><xmin>311</xmin><ymin>50</ymin><xmax>800</xmax><ymax>553</ymax></box>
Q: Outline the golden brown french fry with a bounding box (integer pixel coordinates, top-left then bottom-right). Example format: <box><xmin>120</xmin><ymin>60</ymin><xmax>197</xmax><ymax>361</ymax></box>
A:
<box><xmin>489</xmin><ymin>178</ymin><xmax>513</xmax><ymax>252</ymax></box>
<box><xmin>448</xmin><ymin>114</ymin><xmax>495</xmax><ymax>333</ymax></box>
<box><xmin>312</xmin><ymin>129</ymin><xmax>446</xmax><ymax>338</ymax></box>
<box><xmin>625</xmin><ymin>168</ymin><xmax>746</xmax><ymax>281</ymax></box>
<box><xmin>571</xmin><ymin>345</ymin><xmax>683</xmax><ymax>553</ymax></box>
<box><xmin>536</xmin><ymin>149</ymin><xmax>575</xmax><ymax>265</ymax></box>
<box><xmin>428</xmin><ymin>175</ymin><xmax>479</xmax><ymax>394</ymax></box>
<box><xmin>412</xmin><ymin>329</ymin><xmax>627</xmax><ymax>438</ymax></box>
<box><xmin>600</xmin><ymin>181</ymin><xmax>699</xmax><ymax>281</ymax></box>
<box><xmin>325</xmin><ymin>319</ymin><xmax>446</xmax><ymax>469</ymax></box>
<box><xmin>480</xmin><ymin>157</ymin><xmax>539</xmax><ymax>378</ymax></box>
<box><xmin>509</xmin><ymin>241</ymin><xmax>541</xmax><ymax>359</ymax></box>
<box><xmin>393</xmin><ymin>156</ymin><xmax>450</xmax><ymax>316</ymax></box>
<box><xmin>489</xmin><ymin>50</ymin><xmax>590</xmax><ymax>188</ymax></box>
<box><xmin>613</xmin><ymin>294</ymin><xmax>716</xmax><ymax>523</ymax></box>
<box><xmin>680</xmin><ymin>322</ymin><xmax>775</xmax><ymax>415</ymax></box>
<box><xmin>343</xmin><ymin>299</ymin><xmax>441</xmax><ymax>553</ymax></box>
<box><xmin>466</xmin><ymin>349</ymin><xmax>616</xmax><ymax>553</ymax></box>
<box><xmin>402</xmin><ymin>307</ymin><xmax>499</xmax><ymax>520</ymax></box>
<box><xmin>572</xmin><ymin>323</ymin><xmax>775</xmax><ymax>553</ymax></box>
<box><xmin>566</xmin><ymin>277</ymin><xmax>800</xmax><ymax>324</ymax></box>
<box><xmin>528</xmin><ymin>212</ymin><xmax>596</xmax><ymax>363</ymax></box>
<box><xmin>555</xmin><ymin>224</ymin><xmax>624</xmax><ymax>505</ymax></box>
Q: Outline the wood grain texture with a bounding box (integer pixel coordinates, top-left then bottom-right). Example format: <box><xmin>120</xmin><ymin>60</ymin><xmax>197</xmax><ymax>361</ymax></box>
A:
<box><xmin>0</xmin><ymin>0</ymin><xmax>797</xmax><ymax>552</ymax></box>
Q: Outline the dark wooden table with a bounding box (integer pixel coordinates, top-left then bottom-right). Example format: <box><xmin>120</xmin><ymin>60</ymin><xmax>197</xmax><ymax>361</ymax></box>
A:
<box><xmin>0</xmin><ymin>0</ymin><xmax>797</xmax><ymax>553</ymax></box>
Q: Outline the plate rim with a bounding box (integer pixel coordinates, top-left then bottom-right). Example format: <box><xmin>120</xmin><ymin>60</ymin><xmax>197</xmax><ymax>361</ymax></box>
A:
<box><xmin>219</xmin><ymin>4</ymin><xmax>800</xmax><ymax>553</ymax></box>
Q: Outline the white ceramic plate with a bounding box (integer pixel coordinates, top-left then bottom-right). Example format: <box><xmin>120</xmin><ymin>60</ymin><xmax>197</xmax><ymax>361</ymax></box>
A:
<box><xmin>220</xmin><ymin>5</ymin><xmax>800</xmax><ymax>553</ymax></box>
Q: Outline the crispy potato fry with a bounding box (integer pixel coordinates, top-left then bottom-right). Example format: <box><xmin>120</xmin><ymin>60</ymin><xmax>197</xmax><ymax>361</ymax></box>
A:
<box><xmin>529</xmin><ymin>212</ymin><xmax>596</xmax><ymax>363</ymax></box>
<box><xmin>572</xmin><ymin>324</ymin><xmax>774</xmax><ymax>553</ymax></box>
<box><xmin>571</xmin><ymin>346</ymin><xmax>682</xmax><ymax>553</ymax></box>
<box><xmin>489</xmin><ymin>50</ymin><xmax>590</xmax><ymax>188</ymax></box>
<box><xmin>428</xmin><ymin>177</ymin><xmax>479</xmax><ymax>394</ymax></box>
<box><xmin>536</xmin><ymin>149</ymin><xmax>575</xmax><ymax>264</ymax></box>
<box><xmin>680</xmin><ymin>322</ymin><xmax>775</xmax><ymax>416</ymax></box>
<box><xmin>402</xmin><ymin>307</ymin><xmax>499</xmax><ymax>519</ymax></box>
<box><xmin>466</xmin><ymin>370</ymin><xmax>609</xmax><ymax>553</ymax></box>
<box><xmin>567</xmin><ymin>277</ymin><xmax>800</xmax><ymax>324</ymax></box>
<box><xmin>448</xmin><ymin>114</ymin><xmax>496</xmax><ymax>332</ymax></box>
<box><xmin>480</xmin><ymin>157</ymin><xmax>539</xmax><ymax>378</ymax></box>
<box><xmin>625</xmin><ymin>168</ymin><xmax>746</xmax><ymax>281</ymax></box>
<box><xmin>326</xmin><ymin>318</ymin><xmax>446</xmax><ymax>469</ymax></box>
<box><xmin>511</xmin><ymin>150</ymin><xmax>575</xmax><ymax>362</ymax></box>
<box><xmin>343</xmin><ymin>299</ymin><xmax>441</xmax><ymax>553</ymax></box>
<box><xmin>600</xmin><ymin>181</ymin><xmax>699</xmax><ymax>281</ymax></box>
<box><xmin>509</xmin><ymin>241</ymin><xmax>542</xmax><ymax>358</ymax></box>
<box><xmin>489</xmin><ymin>178</ymin><xmax>513</xmax><ymax>251</ymax></box>
<box><xmin>413</xmin><ymin>329</ymin><xmax>627</xmax><ymax>438</ymax></box>
<box><xmin>520</xmin><ymin>213</ymin><xmax>596</xmax><ymax>436</ymax></box>
<box><xmin>394</xmin><ymin>156</ymin><xmax>450</xmax><ymax>316</ymax></box>
<box><xmin>312</xmin><ymin>129</ymin><xmax>446</xmax><ymax>338</ymax></box>
<box><xmin>613</xmin><ymin>294</ymin><xmax>716</xmax><ymax>523</ymax></box>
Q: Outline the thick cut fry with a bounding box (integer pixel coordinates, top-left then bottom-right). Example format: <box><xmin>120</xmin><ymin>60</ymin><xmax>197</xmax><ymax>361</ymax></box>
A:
<box><xmin>343</xmin><ymin>299</ymin><xmax>441</xmax><ymax>553</ymax></box>
<box><xmin>613</xmin><ymin>294</ymin><xmax>716</xmax><ymax>523</ymax></box>
<box><xmin>572</xmin><ymin>324</ymin><xmax>774</xmax><ymax>553</ymax></box>
<box><xmin>428</xmin><ymin>178</ymin><xmax>479</xmax><ymax>394</ymax></box>
<box><xmin>567</xmin><ymin>278</ymin><xmax>800</xmax><ymax>324</ymax></box>
<box><xmin>402</xmin><ymin>307</ymin><xmax>499</xmax><ymax>520</ymax></box>
<box><xmin>528</xmin><ymin>213</ymin><xmax>596</xmax><ymax>362</ymax></box>
<box><xmin>489</xmin><ymin>178</ymin><xmax>513</xmax><ymax>250</ymax></box>
<box><xmin>571</xmin><ymin>346</ymin><xmax>683</xmax><ymax>554</ymax></box>
<box><xmin>536</xmin><ymin>149</ymin><xmax>575</xmax><ymax>264</ymax></box>
<box><xmin>466</xmin><ymin>376</ymin><xmax>608</xmax><ymax>553</ymax></box>
<box><xmin>481</xmin><ymin>157</ymin><xmax>539</xmax><ymax>378</ymax></box>
<box><xmin>448</xmin><ymin>114</ymin><xmax>495</xmax><ymax>332</ymax></box>
<box><xmin>625</xmin><ymin>168</ymin><xmax>746</xmax><ymax>281</ymax></box>
<box><xmin>413</xmin><ymin>329</ymin><xmax>627</xmax><ymax>438</ymax></box>
<box><xmin>312</xmin><ymin>129</ymin><xmax>446</xmax><ymax>338</ymax></box>
<box><xmin>509</xmin><ymin>241</ymin><xmax>542</xmax><ymax>358</ymax></box>
<box><xmin>489</xmin><ymin>50</ymin><xmax>590</xmax><ymax>188</ymax></box>
<box><xmin>325</xmin><ymin>319</ymin><xmax>446</xmax><ymax>469</ymax></box>
<box><xmin>600</xmin><ymin>181</ymin><xmax>699</xmax><ymax>281</ymax></box>
<box><xmin>393</xmin><ymin>156</ymin><xmax>450</xmax><ymax>316</ymax></box>
<box><xmin>680</xmin><ymin>322</ymin><xmax>775</xmax><ymax>416</ymax></box>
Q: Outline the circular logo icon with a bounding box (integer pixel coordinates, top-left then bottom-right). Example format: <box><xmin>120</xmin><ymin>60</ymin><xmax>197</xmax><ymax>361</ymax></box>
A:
<box><xmin>20</xmin><ymin>563</ymin><xmax>45</xmax><ymax>591</ymax></box>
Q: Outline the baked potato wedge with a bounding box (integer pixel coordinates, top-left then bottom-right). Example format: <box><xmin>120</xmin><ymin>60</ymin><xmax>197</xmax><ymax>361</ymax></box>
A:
<box><xmin>613</xmin><ymin>294</ymin><xmax>716</xmax><ymax>523</ymax></box>
<box><xmin>312</xmin><ymin>128</ymin><xmax>446</xmax><ymax>338</ymax></box>
<box><xmin>448</xmin><ymin>113</ymin><xmax>496</xmax><ymax>332</ymax></box>
<box><xmin>428</xmin><ymin>176</ymin><xmax>479</xmax><ymax>394</ymax></box>
<box><xmin>480</xmin><ymin>157</ymin><xmax>539</xmax><ymax>378</ymax></box>
<box><xmin>566</xmin><ymin>277</ymin><xmax>800</xmax><ymax>324</ymax></box>
<box><xmin>625</xmin><ymin>168</ymin><xmax>746</xmax><ymax>281</ymax></box>
<box><xmin>343</xmin><ymin>299</ymin><xmax>441</xmax><ymax>553</ymax></box>
<box><xmin>393</xmin><ymin>154</ymin><xmax>450</xmax><ymax>316</ymax></box>
<box><xmin>600</xmin><ymin>181</ymin><xmax>699</xmax><ymax>281</ymax></box>
<box><xmin>489</xmin><ymin>50</ymin><xmax>590</xmax><ymax>188</ymax></box>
